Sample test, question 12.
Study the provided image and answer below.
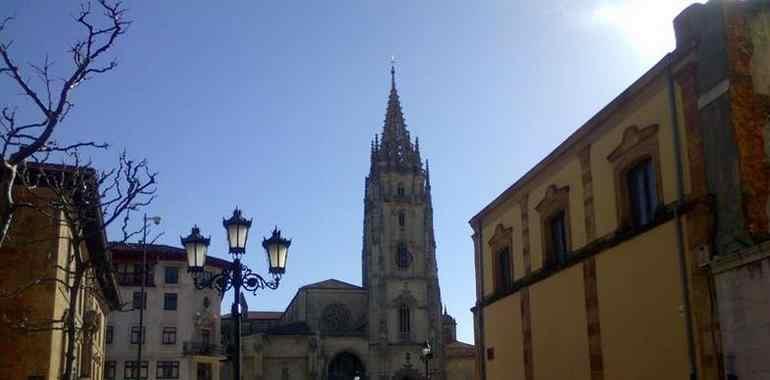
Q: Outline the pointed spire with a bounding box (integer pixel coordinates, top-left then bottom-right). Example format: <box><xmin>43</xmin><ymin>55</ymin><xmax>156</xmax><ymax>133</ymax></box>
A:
<box><xmin>425</xmin><ymin>159</ymin><xmax>431</xmax><ymax>188</ymax></box>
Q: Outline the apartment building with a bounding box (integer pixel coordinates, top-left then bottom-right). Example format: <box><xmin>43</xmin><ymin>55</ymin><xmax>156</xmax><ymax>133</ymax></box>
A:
<box><xmin>105</xmin><ymin>243</ymin><xmax>230</xmax><ymax>380</ymax></box>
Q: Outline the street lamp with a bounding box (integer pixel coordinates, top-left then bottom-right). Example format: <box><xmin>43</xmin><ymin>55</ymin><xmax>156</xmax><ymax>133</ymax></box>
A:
<box><xmin>421</xmin><ymin>340</ymin><xmax>433</xmax><ymax>380</ymax></box>
<box><xmin>181</xmin><ymin>208</ymin><xmax>291</xmax><ymax>380</ymax></box>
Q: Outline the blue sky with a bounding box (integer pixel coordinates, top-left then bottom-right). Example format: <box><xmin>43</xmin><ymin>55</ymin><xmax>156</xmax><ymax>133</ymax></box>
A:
<box><xmin>2</xmin><ymin>0</ymin><xmax>699</xmax><ymax>343</ymax></box>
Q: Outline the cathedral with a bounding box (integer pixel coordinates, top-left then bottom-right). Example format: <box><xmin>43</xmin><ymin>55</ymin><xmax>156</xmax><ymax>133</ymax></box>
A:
<box><xmin>225</xmin><ymin>67</ymin><xmax>475</xmax><ymax>380</ymax></box>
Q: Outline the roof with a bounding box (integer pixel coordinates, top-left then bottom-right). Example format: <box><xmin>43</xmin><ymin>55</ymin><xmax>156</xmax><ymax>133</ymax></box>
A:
<box><xmin>446</xmin><ymin>340</ymin><xmax>476</xmax><ymax>358</ymax></box>
<box><xmin>469</xmin><ymin>46</ymin><xmax>694</xmax><ymax>226</ymax></box>
<box><xmin>264</xmin><ymin>321</ymin><xmax>313</xmax><ymax>336</ymax></box>
<box><xmin>300</xmin><ymin>278</ymin><xmax>364</xmax><ymax>290</ymax></box>
<box><xmin>222</xmin><ymin>311</ymin><xmax>283</xmax><ymax>320</ymax></box>
<box><xmin>109</xmin><ymin>242</ymin><xmax>232</xmax><ymax>270</ymax></box>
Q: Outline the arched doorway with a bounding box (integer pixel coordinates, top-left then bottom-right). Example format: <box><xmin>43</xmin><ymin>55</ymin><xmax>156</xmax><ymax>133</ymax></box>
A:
<box><xmin>327</xmin><ymin>352</ymin><xmax>365</xmax><ymax>380</ymax></box>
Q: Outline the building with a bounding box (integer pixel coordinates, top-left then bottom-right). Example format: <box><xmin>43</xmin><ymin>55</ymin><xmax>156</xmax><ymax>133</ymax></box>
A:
<box><xmin>677</xmin><ymin>1</ymin><xmax>770</xmax><ymax>378</ymax></box>
<box><xmin>105</xmin><ymin>243</ymin><xmax>230</xmax><ymax>380</ymax></box>
<box><xmin>220</xmin><ymin>67</ymin><xmax>475</xmax><ymax>380</ymax></box>
<box><xmin>469</xmin><ymin>1</ymin><xmax>769</xmax><ymax>379</ymax></box>
<box><xmin>0</xmin><ymin>164</ymin><xmax>121</xmax><ymax>380</ymax></box>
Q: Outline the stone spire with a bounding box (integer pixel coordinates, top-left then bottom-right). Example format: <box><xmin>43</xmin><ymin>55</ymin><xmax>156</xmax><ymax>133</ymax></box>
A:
<box><xmin>374</xmin><ymin>64</ymin><xmax>421</xmax><ymax>173</ymax></box>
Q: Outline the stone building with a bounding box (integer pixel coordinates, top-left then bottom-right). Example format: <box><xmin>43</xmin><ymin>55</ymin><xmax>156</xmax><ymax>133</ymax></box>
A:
<box><xmin>105</xmin><ymin>243</ymin><xmax>230</xmax><ymax>380</ymax></box>
<box><xmin>222</xmin><ymin>67</ymin><xmax>474</xmax><ymax>380</ymax></box>
<box><xmin>0</xmin><ymin>164</ymin><xmax>121</xmax><ymax>380</ymax></box>
<box><xmin>469</xmin><ymin>1</ymin><xmax>769</xmax><ymax>380</ymax></box>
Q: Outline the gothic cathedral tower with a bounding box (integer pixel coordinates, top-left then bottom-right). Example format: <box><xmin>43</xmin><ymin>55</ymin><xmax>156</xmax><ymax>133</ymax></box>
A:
<box><xmin>362</xmin><ymin>66</ymin><xmax>445</xmax><ymax>380</ymax></box>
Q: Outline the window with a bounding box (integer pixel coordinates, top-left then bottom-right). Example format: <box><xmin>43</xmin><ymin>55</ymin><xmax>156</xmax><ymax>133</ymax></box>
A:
<box><xmin>163</xmin><ymin>293</ymin><xmax>177</xmax><ymax>311</ymax></box>
<box><xmin>398</xmin><ymin>304</ymin><xmax>410</xmax><ymax>337</ymax></box>
<box><xmin>398</xmin><ymin>211</ymin><xmax>405</xmax><ymax>227</ymax></box>
<box><xmin>105</xmin><ymin>361</ymin><xmax>116</xmax><ymax>379</ymax></box>
<box><xmin>106</xmin><ymin>325</ymin><xmax>114</xmax><ymax>344</ymax></box>
<box><xmin>162</xmin><ymin>327</ymin><xmax>176</xmax><ymax>345</ymax></box>
<box><xmin>495</xmin><ymin>247</ymin><xmax>512</xmax><ymax>292</ymax></box>
<box><xmin>627</xmin><ymin>159</ymin><xmax>658</xmax><ymax>227</ymax></box>
<box><xmin>124</xmin><ymin>361</ymin><xmax>148</xmax><ymax>380</ymax></box>
<box><xmin>548</xmin><ymin>211</ymin><xmax>569</xmax><ymax>267</ymax></box>
<box><xmin>130</xmin><ymin>326</ymin><xmax>145</xmax><ymax>344</ymax></box>
<box><xmin>132</xmin><ymin>291</ymin><xmax>146</xmax><ymax>310</ymax></box>
<box><xmin>156</xmin><ymin>361</ymin><xmax>180</xmax><ymax>379</ymax></box>
<box><xmin>397</xmin><ymin>183</ymin><xmax>405</xmax><ymax>197</ymax></box>
<box><xmin>396</xmin><ymin>243</ymin><xmax>411</xmax><ymax>269</ymax></box>
<box><xmin>164</xmin><ymin>266</ymin><xmax>179</xmax><ymax>284</ymax></box>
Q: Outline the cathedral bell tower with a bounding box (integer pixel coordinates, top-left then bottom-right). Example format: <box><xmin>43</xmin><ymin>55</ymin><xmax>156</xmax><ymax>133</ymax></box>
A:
<box><xmin>362</xmin><ymin>65</ymin><xmax>445</xmax><ymax>380</ymax></box>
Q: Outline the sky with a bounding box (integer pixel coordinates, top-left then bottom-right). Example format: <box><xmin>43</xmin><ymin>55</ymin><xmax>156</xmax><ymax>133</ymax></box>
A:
<box><xmin>2</xmin><ymin>0</ymin><xmax>701</xmax><ymax>344</ymax></box>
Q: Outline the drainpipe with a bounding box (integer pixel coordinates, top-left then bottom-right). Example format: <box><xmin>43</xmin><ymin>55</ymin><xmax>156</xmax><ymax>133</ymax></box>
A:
<box><xmin>475</xmin><ymin>220</ymin><xmax>487</xmax><ymax>380</ymax></box>
<box><xmin>666</xmin><ymin>54</ymin><xmax>699</xmax><ymax>380</ymax></box>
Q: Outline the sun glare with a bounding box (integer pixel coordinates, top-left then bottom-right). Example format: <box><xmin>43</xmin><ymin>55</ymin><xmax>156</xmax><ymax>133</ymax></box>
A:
<box><xmin>593</xmin><ymin>0</ymin><xmax>705</xmax><ymax>60</ymax></box>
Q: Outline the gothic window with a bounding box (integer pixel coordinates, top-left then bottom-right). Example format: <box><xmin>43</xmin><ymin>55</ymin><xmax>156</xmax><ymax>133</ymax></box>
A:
<box><xmin>322</xmin><ymin>303</ymin><xmax>352</xmax><ymax>333</ymax></box>
<box><xmin>398</xmin><ymin>304</ymin><xmax>411</xmax><ymax>338</ymax></box>
<box><xmin>396</xmin><ymin>242</ymin><xmax>412</xmax><ymax>269</ymax></box>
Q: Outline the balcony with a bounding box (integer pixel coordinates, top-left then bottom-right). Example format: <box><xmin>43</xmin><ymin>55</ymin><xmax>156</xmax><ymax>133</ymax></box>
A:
<box><xmin>183</xmin><ymin>341</ymin><xmax>224</xmax><ymax>356</ymax></box>
<box><xmin>116</xmin><ymin>272</ymin><xmax>155</xmax><ymax>287</ymax></box>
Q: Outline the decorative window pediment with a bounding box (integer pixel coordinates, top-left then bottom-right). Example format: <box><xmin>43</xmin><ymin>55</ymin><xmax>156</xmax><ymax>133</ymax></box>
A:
<box><xmin>607</xmin><ymin>124</ymin><xmax>659</xmax><ymax>163</ymax></box>
<box><xmin>607</xmin><ymin>124</ymin><xmax>663</xmax><ymax>230</ymax></box>
<box><xmin>535</xmin><ymin>184</ymin><xmax>570</xmax><ymax>216</ymax></box>
<box><xmin>488</xmin><ymin>224</ymin><xmax>514</xmax><ymax>293</ymax></box>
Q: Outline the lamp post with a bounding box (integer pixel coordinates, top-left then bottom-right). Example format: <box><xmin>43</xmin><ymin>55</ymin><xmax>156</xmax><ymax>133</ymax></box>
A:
<box><xmin>181</xmin><ymin>208</ymin><xmax>291</xmax><ymax>380</ymax></box>
<box><xmin>135</xmin><ymin>214</ymin><xmax>161</xmax><ymax>380</ymax></box>
<box><xmin>421</xmin><ymin>340</ymin><xmax>433</xmax><ymax>380</ymax></box>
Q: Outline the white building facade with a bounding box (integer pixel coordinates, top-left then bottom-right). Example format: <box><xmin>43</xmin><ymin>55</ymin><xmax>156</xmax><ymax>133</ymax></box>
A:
<box><xmin>105</xmin><ymin>243</ymin><xmax>230</xmax><ymax>380</ymax></box>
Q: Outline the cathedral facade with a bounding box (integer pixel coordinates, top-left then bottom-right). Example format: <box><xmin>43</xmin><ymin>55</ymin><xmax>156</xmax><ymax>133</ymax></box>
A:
<box><xmin>226</xmin><ymin>68</ymin><xmax>473</xmax><ymax>380</ymax></box>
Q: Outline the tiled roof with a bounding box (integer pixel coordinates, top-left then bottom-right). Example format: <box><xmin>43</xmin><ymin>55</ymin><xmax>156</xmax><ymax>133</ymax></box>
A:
<box><xmin>446</xmin><ymin>340</ymin><xmax>476</xmax><ymax>358</ymax></box>
<box><xmin>300</xmin><ymin>278</ymin><xmax>363</xmax><ymax>290</ymax></box>
<box><xmin>109</xmin><ymin>242</ymin><xmax>232</xmax><ymax>270</ymax></box>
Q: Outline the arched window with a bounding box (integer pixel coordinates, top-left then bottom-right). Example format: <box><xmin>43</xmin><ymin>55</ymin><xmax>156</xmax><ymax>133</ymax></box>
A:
<box><xmin>398</xmin><ymin>304</ymin><xmax>411</xmax><ymax>338</ymax></box>
<box><xmin>398</xmin><ymin>210</ymin><xmax>406</xmax><ymax>227</ymax></box>
<box><xmin>396</xmin><ymin>243</ymin><xmax>411</xmax><ymax>269</ymax></box>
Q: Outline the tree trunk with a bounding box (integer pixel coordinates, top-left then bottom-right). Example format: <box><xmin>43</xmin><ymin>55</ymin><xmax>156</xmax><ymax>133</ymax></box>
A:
<box><xmin>0</xmin><ymin>162</ymin><xmax>18</xmax><ymax>247</ymax></box>
<box><xmin>61</xmin><ymin>263</ymin><xmax>83</xmax><ymax>380</ymax></box>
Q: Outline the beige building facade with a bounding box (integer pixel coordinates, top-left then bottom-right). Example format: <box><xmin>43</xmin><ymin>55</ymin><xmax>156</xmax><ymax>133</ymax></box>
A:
<box><xmin>105</xmin><ymin>244</ymin><xmax>230</xmax><ymax>380</ymax></box>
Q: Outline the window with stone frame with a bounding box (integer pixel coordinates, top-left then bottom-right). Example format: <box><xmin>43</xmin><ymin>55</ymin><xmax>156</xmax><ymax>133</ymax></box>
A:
<box><xmin>162</xmin><ymin>326</ymin><xmax>176</xmax><ymax>345</ymax></box>
<box><xmin>398</xmin><ymin>210</ymin><xmax>406</xmax><ymax>228</ymax></box>
<box><xmin>130</xmin><ymin>326</ymin><xmax>145</xmax><ymax>344</ymax></box>
<box><xmin>607</xmin><ymin>124</ymin><xmax>663</xmax><ymax>230</ymax></box>
<box><xmin>163</xmin><ymin>293</ymin><xmax>177</xmax><ymax>311</ymax></box>
<box><xmin>488</xmin><ymin>224</ymin><xmax>514</xmax><ymax>294</ymax></box>
<box><xmin>536</xmin><ymin>185</ymin><xmax>571</xmax><ymax>269</ymax></box>
<box><xmin>124</xmin><ymin>361</ymin><xmax>148</xmax><ymax>380</ymax></box>
<box><xmin>398</xmin><ymin>303</ymin><xmax>411</xmax><ymax>338</ymax></box>
<box><xmin>156</xmin><ymin>361</ymin><xmax>179</xmax><ymax>379</ymax></box>
<box><xmin>627</xmin><ymin>159</ymin><xmax>658</xmax><ymax>227</ymax></box>
<box><xmin>164</xmin><ymin>266</ymin><xmax>179</xmax><ymax>284</ymax></box>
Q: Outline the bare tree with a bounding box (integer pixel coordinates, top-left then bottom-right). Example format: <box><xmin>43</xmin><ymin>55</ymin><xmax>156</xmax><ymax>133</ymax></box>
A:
<box><xmin>0</xmin><ymin>148</ymin><xmax>156</xmax><ymax>380</ymax></box>
<box><xmin>0</xmin><ymin>1</ymin><xmax>130</xmax><ymax>246</ymax></box>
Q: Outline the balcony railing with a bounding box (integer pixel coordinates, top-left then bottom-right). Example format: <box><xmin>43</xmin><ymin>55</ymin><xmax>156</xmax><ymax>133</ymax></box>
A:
<box><xmin>183</xmin><ymin>341</ymin><xmax>224</xmax><ymax>356</ymax></box>
<box><xmin>116</xmin><ymin>272</ymin><xmax>155</xmax><ymax>287</ymax></box>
